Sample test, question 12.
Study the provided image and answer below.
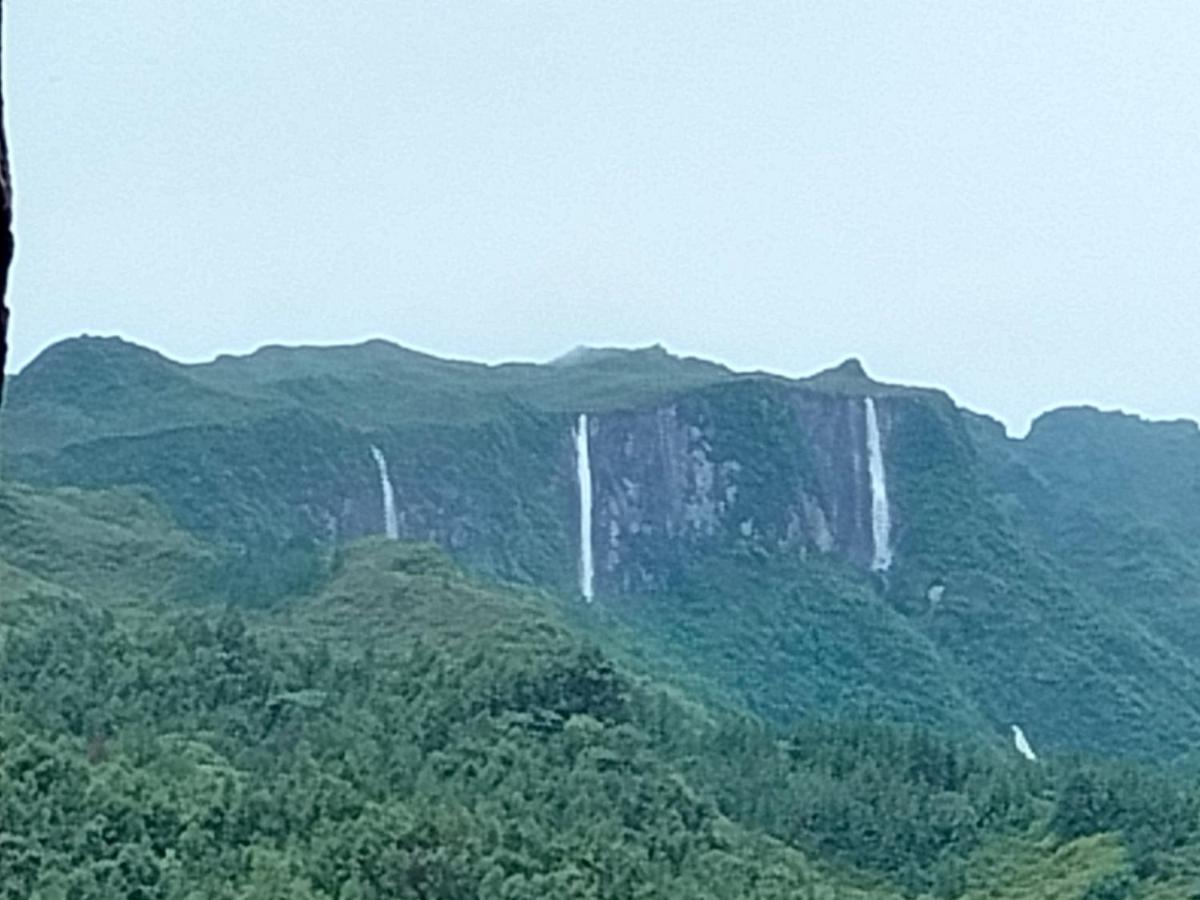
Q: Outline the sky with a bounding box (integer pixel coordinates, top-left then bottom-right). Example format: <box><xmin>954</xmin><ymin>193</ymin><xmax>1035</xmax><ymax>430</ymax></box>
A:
<box><xmin>8</xmin><ymin>2</ymin><xmax>1200</xmax><ymax>434</ymax></box>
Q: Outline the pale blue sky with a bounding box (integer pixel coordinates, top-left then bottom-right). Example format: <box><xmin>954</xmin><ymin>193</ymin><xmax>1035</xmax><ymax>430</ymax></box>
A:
<box><xmin>8</xmin><ymin>2</ymin><xmax>1200</xmax><ymax>433</ymax></box>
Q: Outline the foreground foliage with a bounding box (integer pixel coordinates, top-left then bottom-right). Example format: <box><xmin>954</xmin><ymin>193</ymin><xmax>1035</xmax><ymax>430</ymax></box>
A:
<box><xmin>2</xmin><ymin>517</ymin><xmax>1198</xmax><ymax>898</ymax></box>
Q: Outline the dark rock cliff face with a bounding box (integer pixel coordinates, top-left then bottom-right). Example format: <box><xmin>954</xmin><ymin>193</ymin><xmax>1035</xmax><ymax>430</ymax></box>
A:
<box><xmin>3</xmin><ymin>336</ymin><xmax>919</xmax><ymax>594</ymax></box>
<box><xmin>0</xmin><ymin>3</ymin><xmax>14</xmax><ymax>404</ymax></box>
<box><xmin>585</xmin><ymin>383</ymin><xmax>900</xmax><ymax>595</ymax></box>
<box><xmin>787</xmin><ymin>390</ymin><xmax>879</xmax><ymax>569</ymax></box>
<box><xmin>325</xmin><ymin>380</ymin><xmax>907</xmax><ymax>597</ymax></box>
<box><xmin>9</xmin><ymin>375</ymin><xmax>909</xmax><ymax>597</ymax></box>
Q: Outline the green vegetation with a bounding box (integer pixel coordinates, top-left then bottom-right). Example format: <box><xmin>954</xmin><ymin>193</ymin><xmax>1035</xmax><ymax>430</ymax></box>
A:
<box><xmin>0</xmin><ymin>482</ymin><xmax>217</xmax><ymax>605</ymax></box>
<box><xmin>1</xmin><ymin>337</ymin><xmax>735</xmax><ymax>455</ymax></box>
<box><xmin>1</xmin><ymin>337</ymin><xmax>734</xmax><ymax>595</ymax></box>
<box><xmin>5</xmin><ymin>338</ymin><xmax>1200</xmax><ymax>895</ymax></box>
<box><xmin>0</xmin><ymin>528</ymin><xmax>861</xmax><ymax>899</ymax></box>
<box><xmin>7</xmin><ymin>337</ymin><xmax>1200</xmax><ymax>760</ymax></box>
<box><xmin>580</xmin><ymin>547</ymin><xmax>987</xmax><ymax>732</ymax></box>
<box><xmin>2</xmin><ymin>482</ymin><xmax>1199</xmax><ymax>898</ymax></box>
<box><xmin>971</xmin><ymin>406</ymin><xmax>1200</xmax><ymax>666</ymax></box>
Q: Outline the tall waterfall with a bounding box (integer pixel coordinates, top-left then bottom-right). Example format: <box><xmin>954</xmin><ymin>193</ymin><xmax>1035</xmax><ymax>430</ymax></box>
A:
<box><xmin>369</xmin><ymin>445</ymin><xmax>399</xmax><ymax>540</ymax></box>
<box><xmin>574</xmin><ymin>414</ymin><xmax>595</xmax><ymax>602</ymax></box>
<box><xmin>1012</xmin><ymin>724</ymin><xmax>1038</xmax><ymax>761</ymax></box>
<box><xmin>864</xmin><ymin>397</ymin><xmax>893</xmax><ymax>572</ymax></box>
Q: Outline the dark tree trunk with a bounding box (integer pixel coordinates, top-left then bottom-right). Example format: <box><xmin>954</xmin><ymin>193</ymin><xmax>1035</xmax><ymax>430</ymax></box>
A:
<box><xmin>0</xmin><ymin>1</ymin><xmax>13</xmax><ymax>403</ymax></box>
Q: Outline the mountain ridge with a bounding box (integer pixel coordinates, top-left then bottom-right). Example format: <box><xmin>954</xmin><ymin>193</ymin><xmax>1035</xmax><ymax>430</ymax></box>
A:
<box><xmin>7</xmin><ymin>334</ymin><xmax>1198</xmax><ymax>435</ymax></box>
<box><xmin>4</xmin><ymin>335</ymin><xmax>1200</xmax><ymax>761</ymax></box>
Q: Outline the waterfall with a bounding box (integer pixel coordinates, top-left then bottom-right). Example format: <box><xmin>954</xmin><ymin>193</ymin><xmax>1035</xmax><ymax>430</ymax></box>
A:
<box><xmin>863</xmin><ymin>397</ymin><xmax>893</xmax><ymax>571</ymax></box>
<box><xmin>1011</xmin><ymin>724</ymin><xmax>1038</xmax><ymax>761</ymax></box>
<box><xmin>369</xmin><ymin>445</ymin><xmax>399</xmax><ymax>540</ymax></box>
<box><xmin>575</xmin><ymin>414</ymin><xmax>595</xmax><ymax>602</ymax></box>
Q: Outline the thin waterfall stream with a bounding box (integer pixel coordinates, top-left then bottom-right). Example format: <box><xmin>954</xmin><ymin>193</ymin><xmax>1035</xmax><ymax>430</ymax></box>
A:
<box><xmin>864</xmin><ymin>397</ymin><xmax>893</xmax><ymax>572</ymax></box>
<box><xmin>369</xmin><ymin>445</ymin><xmax>400</xmax><ymax>540</ymax></box>
<box><xmin>575</xmin><ymin>414</ymin><xmax>595</xmax><ymax>601</ymax></box>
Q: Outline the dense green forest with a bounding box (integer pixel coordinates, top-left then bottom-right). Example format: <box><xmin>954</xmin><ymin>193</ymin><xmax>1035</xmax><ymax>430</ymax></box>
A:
<box><xmin>8</xmin><ymin>337</ymin><xmax>1200</xmax><ymax>762</ymax></box>
<box><xmin>4</xmin><ymin>340</ymin><xmax>1200</xmax><ymax>896</ymax></box>
<box><xmin>3</xmin><ymin>480</ymin><xmax>1200</xmax><ymax>898</ymax></box>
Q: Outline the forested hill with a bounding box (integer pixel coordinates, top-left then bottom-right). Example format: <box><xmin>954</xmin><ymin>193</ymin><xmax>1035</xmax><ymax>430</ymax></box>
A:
<box><xmin>4</xmin><ymin>336</ymin><xmax>1200</xmax><ymax>762</ymax></box>
<box><xmin>3</xmin><ymin>484</ymin><xmax>1200</xmax><ymax>898</ymax></box>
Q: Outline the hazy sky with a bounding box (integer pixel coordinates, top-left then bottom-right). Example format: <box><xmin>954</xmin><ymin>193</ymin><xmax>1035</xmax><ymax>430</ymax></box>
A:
<box><xmin>9</xmin><ymin>2</ymin><xmax>1200</xmax><ymax>433</ymax></box>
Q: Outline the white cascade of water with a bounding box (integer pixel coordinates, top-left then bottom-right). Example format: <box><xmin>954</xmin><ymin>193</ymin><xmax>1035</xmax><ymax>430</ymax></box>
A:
<box><xmin>575</xmin><ymin>414</ymin><xmax>595</xmax><ymax>602</ymax></box>
<box><xmin>863</xmin><ymin>397</ymin><xmax>893</xmax><ymax>571</ymax></box>
<box><xmin>1011</xmin><ymin>724</ymin><xmax>1038</xmax><ymax>761</ymax></box>
<box><xmin>369</xmin><ymin>445</ymin><xmax>399</xmax><ymax>540</ymax></box>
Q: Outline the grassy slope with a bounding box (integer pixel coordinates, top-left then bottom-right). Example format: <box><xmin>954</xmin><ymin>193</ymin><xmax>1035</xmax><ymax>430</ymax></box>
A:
<box><xmin>0</xmin><ymin>481</ymin><xmax>217</xmax><ymax>603</ymax></box>
<box><xmin>878</xmin><ymin>397</ymin><xmax>1200</xmax><ymax>759</ymax></box>
<box><xmin>960</xmin><ymin>832</ymin><xmax>1129</xmax><ymax>900</ymax></box>
<box><xmin>965</xmin><ymin>410</ymin><xmax>1200</xmax><ymax>763</ymax></box>
<box><xmin>1</xmin><ymin>336</ymin><xmax>278</xmax><ymax>453</ymax></box>
<box><xmin>970</xmin><ymin>408</ymin><xmax>1200</xmax><ymax>665</ymax></box>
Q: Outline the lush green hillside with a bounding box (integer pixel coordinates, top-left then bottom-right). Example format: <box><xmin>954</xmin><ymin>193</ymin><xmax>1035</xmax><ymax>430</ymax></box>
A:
<box><xmin>2</xmin><ymin>487</ymin><xmax>1198</xmax><ymax>898</ymax></box>
<box><xmin>0</xmin><ymin>482</ymin><xmax>217</xmax><ymax>605</ymax></box>
<box><xmin>0</xmin><ymin>336</ymin><xmax>736</xmax><ymax>594</ymax></box>
<box><xmin>0</xmin><ymin>506</ymin><xmax>876</xmax><ymax>898</ymax></box>
<box><xmin>591</xmin><ymin>386</ymin><xmax>1200</xmax><ymax>758</ymax></box>
<box><xmin>970</xmin><ymin>408</ymin><xmax>1200</xmax><ymax>666</ymax></box>
<box><xmin>1</xmin><ymin>337</ymin><xmax>735</xmax><ymax>453</ymax></box>
<box><xmin>6</xmin><ymin>337</ymin><xmax>1200</xmax><ymax>763</ymax></box>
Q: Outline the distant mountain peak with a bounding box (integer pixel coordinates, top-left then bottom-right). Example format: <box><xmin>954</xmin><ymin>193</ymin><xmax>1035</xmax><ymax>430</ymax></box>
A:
<box><xmin>805</xmin><ymin>357</ymin><xmax>874</xmax><ymax>387</ymax></box>
<box><xmin>830</xmin><ymin>357</ymin><xmax>869</xmax><ymax>378</ymax></box>
<box><xmin>18</xmin><ymin>333</ymin><xmax>176</xmax><ymax>381</ymax></box>
<box><xmin>550</xmin><ymin>344</ymin><xmax>673</xmax><ymax>367</ymax></box>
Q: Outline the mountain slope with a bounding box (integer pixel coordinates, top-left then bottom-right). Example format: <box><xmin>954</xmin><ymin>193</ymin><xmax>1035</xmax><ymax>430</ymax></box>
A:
<box><xmin>0</xmin><ymin>500</ymin><xmax>901</xmax><ymax>898</ymax></box>
<box><xmin>2</xmin><ymin>489</ymin><xmax>1198</xmax><ymax>899</ymax></box>
<box><xmin>0</xmin><ymin>481</ymin><xmax>217</xmax><ymax>605</ymax></box>
<box><xmin>971</xmin><ymin>408</ymin><xmax>1200</xmax><ymax>666</ymax></box>
<box><xmin>5</xmin><ymin>336</ymin><xmax>1200</xmax><ymax>760</ymax></box>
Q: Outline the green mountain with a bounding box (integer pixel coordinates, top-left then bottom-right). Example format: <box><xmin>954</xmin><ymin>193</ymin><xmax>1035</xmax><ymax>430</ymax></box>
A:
<box><xmin>4</xmin><ymin>335</ymin><xmax>1200</xmax><ymax>764</ymax></box>
<box><xmin>972</xmin><ymin>408</ymin><xmax>1200</xmax><ymax>660</ymax></box>
<box><xmin>3</xmin><ymin>478</ymin><xmax>1199</xmax><ymax>898</ymax></box>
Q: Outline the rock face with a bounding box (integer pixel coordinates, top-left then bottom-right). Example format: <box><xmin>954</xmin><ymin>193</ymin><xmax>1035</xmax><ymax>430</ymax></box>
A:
<box><xmin>0</xmin><ymin>2</ymin><xmax>14</xmax><ymax>404</ymax></box>
<box><xmin>585</xmin><ymin>385</ymin><xmax>898</xmax><ymax>594</ymax></box>
<box><xmin>256</xmin><ymin>382</ymin><xmax>906</xmax><ymax>597</ymax></box>
<box><xmin>308</xmin><ymin>381</ymin><xmax>908</xmax><ymax>597</ymax></box>
<box><xmin>1</xmin><ymin>338</ymin><xmax>924</xmax><ymax>593</ymax></box>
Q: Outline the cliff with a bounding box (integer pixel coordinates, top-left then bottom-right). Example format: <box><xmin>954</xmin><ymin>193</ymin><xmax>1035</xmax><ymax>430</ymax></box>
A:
<box><xmin>0</xmin><ymin>4</ymin><xmax>14</xmax><ymax>403</ymax></box>
<box><xmin>5</xmin><ymin>336</ymin><xmax>1200</xmax><ymax>758</ymax></box>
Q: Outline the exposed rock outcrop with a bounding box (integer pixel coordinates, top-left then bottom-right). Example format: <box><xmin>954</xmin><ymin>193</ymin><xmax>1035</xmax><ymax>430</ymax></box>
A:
<box><xmin>0</xmin><ymin>2</ymin><xmax>14</xmax><ymax>403</ymax></box>
<box><xmin>584</xmin><ymin>384</ymin><xmax>899</xmax><ymax>593</ymax></box>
